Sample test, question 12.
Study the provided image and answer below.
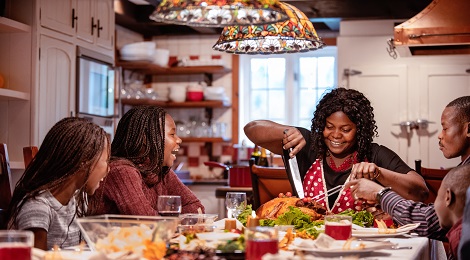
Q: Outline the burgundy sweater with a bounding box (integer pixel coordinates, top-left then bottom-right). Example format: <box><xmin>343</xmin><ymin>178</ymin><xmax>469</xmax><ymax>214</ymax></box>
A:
<box><xmin>89</xmin><ymin>159</ymin><xmax>205</xmax><ymax>215</ymax></box>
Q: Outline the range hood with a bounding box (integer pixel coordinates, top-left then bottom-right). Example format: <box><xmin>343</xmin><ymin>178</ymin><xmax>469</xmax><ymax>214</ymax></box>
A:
<box><xmin>392</xmin><ymin>0</ymin><xmax>470</xmax><ymax>56</ymax></box>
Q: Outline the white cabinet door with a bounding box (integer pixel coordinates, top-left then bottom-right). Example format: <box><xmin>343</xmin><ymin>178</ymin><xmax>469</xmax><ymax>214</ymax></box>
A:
<box><xmin>346</xmin><ymin>65</ymin><xmax>410</xmax><ymax>162</ymax></box>
<box><xmin>39</xmin><ymin>0</ymin><xmax>75</xmax><ymax>36</ymax></box>
<box><xmin>38</xmin><ymin>35</ymin><xmax>75</xmax><ymax>144</ymax></box>
<box><xmin>416</xmin><ymin>64</ymin><xmax>470</xmax><ymax>169</ymax></box>
<box><xmin>94</xmin><ymin>0</ymin><xmax>114</xmax><ymax>50</ymax></box>
<box><xmin>75</xmin><ymin>0</ymin><xmax>93</xmax><ymax>44</ymax></box>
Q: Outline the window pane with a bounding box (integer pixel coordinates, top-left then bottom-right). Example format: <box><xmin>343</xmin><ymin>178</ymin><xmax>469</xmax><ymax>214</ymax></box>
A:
<box><xmin>268</xmin><ymin>58</ymin><xmax>286</xmax><ymax>89</ymax></box>
<box><xmin>299</xmin><ymin>88</ymin><xmax>317</xmax><ymax>120</ymax></box>
<box><xmin>318</xmin><ymin>57</ymin><xmax>335</xmax><ymax>88</ymax></box>
<box><xmin>250</xmin><ymin>89</ymin><xmax>267</xmax><ymax>119</ymax></box>
<box><xmin>299</xmin><ymin>57</ymin><xmax>318</xmax><ymax>91</ymax></box>
<box><xmin>268</xmin><ymin>89</ymin><xmax>285</xmax><ymax>120</ymax></box>
<box><xmin>251</xmin><ymin>59</ymin><xmax>268</xmax><ymax>89</ymax></box>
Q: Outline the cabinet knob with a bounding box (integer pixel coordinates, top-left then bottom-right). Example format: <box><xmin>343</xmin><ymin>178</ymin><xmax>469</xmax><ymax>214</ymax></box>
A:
<box><xmin>97</xmin><ymin>19</ymin><xmax>103</xmax><ymax>37</ymax></box>
<box><xmin>72</xmin><ymin>8</ymin><xmax>78</xmax><ymax>28</ymax></box>
<box><xmin>91</xmin><ymin>17</ymin><xmax>97</xmax><ymax>35</ymax></box>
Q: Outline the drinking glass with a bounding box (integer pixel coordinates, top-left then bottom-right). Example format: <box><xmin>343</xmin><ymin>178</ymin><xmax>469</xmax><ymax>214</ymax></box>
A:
<box><xmin>157</xmin><ymin>195</ymin><xmax>182</xmax><ymax>217</ymax></box>
<box><xmin>225</xmin><ymin>192</ymin><xmax>247</xmax><ymax>219</ymax></box>
<box><xmin>0</xmin><ymin>230</ymin><xmax>34</xmax><ymax>260</ymax></box>
<box><xmin>245</xmin><ymin>226</ymin><xmax>278</xmax><ymax>260</ymax></box>
<box><xmin>324</xmin><ymin>214</ymin><xmax>352</xmax><ymax>240</ymax></box>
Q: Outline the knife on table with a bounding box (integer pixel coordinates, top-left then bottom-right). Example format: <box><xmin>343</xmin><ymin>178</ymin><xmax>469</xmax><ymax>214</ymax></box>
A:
<box><xmin>283</xmin><ymin>148</ymin><xmax>305</xmax><ymax>199</ymax></box>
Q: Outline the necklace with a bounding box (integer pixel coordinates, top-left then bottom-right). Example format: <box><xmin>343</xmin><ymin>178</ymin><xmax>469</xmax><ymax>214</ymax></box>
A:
<box><xmin>327</xmin><ymin>151</ymin><xmax>358</xmax><ymax>172</ymax></box>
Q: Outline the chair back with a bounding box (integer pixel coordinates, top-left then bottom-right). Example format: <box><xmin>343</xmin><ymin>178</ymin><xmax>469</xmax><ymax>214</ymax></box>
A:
<box><xmin>23</xmin><ymin>146</ymin><xmax>38</xmax><ymax>168</ymax></box>
<box><xmin>249</xmin><ymin>159</ymin><xmax>292</xmax><ymax>210</ymax></box>
<box><xmin>0</xmin><ymin>143</ymin><xmax>13</xmax><ymax>228</ymax></box>
<box><xmin>415</xmin><ymin>159</ymin><xmax>451</xmax><ymax>204</ymax></box>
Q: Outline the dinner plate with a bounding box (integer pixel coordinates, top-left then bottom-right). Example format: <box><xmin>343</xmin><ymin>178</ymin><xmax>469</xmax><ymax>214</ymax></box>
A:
<box><xmin>196</xmin><ymin>232</ymin><xmax>240</xmax><ymax>241</ymax></box>
<box><xmin>352</xmin><ymin>223</ymin><xmax>420</xmax><ymax>238</ymax></box>
<box><xmin>292</xmin><ymin>240</ymin><xmax>395</xmax><ymax>256</ymax></box>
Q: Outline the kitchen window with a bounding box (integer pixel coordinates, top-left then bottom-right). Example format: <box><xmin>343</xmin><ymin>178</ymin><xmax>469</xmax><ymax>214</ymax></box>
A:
<box><xmin>238</xmin><ymin>46</ymin><xmax>337</xmax><ymax>145</ymax></box>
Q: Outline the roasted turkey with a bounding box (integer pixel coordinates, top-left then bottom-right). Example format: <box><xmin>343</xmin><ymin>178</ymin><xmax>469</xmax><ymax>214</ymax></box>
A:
<box><xmin>255</xmin><ymin>197</ymin><xmax>327</xmax><ymax>221</ymax></box>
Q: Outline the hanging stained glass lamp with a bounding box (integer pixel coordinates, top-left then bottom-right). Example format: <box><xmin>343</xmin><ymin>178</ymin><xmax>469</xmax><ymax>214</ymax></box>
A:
<box><xmin>149</xmin><ymin>0</ymin><xmax>289</xmax><ymax>27</ymax></box>
<box><xmin>212</xmin><ymin>2</ymin><xmax>325</xmax><ymax>54</ymax></box>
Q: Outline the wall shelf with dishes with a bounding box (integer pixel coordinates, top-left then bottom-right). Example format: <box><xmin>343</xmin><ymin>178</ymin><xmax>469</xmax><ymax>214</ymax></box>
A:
<box><xmin>0</xmin><ymin>17</ymin><xmax>31</xmax><ymax>102</ymax></box>
<box><xmin>116</xmin><ymin>60</ymin><xmax>231</xmax><ymax>84</ymax></box>
<box><xmin>116</xmin><ymin>59</ymin><xmax>233</xmax><ymax>160</ymax></box>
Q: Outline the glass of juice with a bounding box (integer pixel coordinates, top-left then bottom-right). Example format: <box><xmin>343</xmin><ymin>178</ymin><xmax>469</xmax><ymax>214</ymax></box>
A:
<box><xmin>157</xmin><ymin>195</ymin><xmax>182</xmax><ymax>217</ymax></box>
<box><xmin>245</xmin><ymin>226</ymin><xmax>278</xmax><ymax>260</ymax></box>
<box><xmin>0</xmin><ymin>230</ymin><xmax>34</xmax><ymax>260</ymax></box>
<box><xmin>324</xmin><ymin>215</ymin><xmax>352</xmax><ymax>240</ymax></box>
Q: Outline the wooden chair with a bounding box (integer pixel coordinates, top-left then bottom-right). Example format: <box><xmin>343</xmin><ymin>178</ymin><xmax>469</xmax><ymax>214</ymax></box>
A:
<box><xmin>23</xmin><ymin>146</ymin><xmax>38</xmax><ymax>168</ymax></box>
<box><xmin>249</xmin><ymin>159</ymin><xmax>292</xmax><ymax>210</ymax></box>
<box><xmin>415</xmin><ymin>159</ymin><xmax>451</xmax><ymax>204</ymax></box>
<box><xmin>0</xmin><ymin>143</ymin><xmax>13</xmax><ymax>228</ymax></box>
<box><xmin>415</xmin><ymin>160</ymin><xmax>453</xmax><ymax>260</ymax></box>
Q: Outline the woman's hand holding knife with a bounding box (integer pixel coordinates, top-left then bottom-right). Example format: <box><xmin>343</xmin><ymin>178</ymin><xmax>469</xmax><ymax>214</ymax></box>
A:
<box><xmin>282</xmin><ymin>128</ymin><xmax>306</xmax><ymax>158</ymax></box>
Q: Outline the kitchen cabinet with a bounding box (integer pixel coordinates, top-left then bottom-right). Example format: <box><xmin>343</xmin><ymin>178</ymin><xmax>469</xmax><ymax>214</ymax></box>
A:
<box><xmin>37</xmin><ymin>35</ymin><xmax>75</xmax><ymax>145</ymax></box>
<box><xmin>39</xmin><ymin>0</ymin><xmax>114</xmax><ymax>50</ymax></box>
<box><xmin>0</xmin><ymin>17</ymin><xmax>32</xmax><ymax>169</ymax></box>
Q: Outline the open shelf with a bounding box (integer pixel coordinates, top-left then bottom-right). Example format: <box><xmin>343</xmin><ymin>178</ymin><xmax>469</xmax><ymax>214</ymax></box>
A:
<box><xmin>0</xmin><ymin>88</ymin><xmax>30</xmax><ymax>101</ymax></box>
<box><xmin>0</xmin><ymin>17</ymin><xmax>31</xmax><ymax>33</ymax></box>
<box><xmin>116</xmin><ymin>61</ymin><xmax>231</xmax><ymax>75</ymax></box>
<box><xmin>181</xmin><ymin>137</ymin><xmax>231</xmax><ymax>143</ymax></box>
<box><xmin>120</xmin><ymin>99</ymin><xmax>230</xmax><ymax>108</ymax></box>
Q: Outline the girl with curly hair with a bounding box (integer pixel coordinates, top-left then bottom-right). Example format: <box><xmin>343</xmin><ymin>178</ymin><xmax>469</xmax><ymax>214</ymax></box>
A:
<box><xmin>88</xmin><ymin>105</ymin><xmax>204</xmax><ymax>216</ymax></box>
<box><xmin>6</xmin><ymin>117</ymin><xmax>110</xmax><ymax>250</ymax></box>
<box><xmin>244</xmin><ymin>88</ymin><xmax>428</xmax><ymax>213</ymax></box>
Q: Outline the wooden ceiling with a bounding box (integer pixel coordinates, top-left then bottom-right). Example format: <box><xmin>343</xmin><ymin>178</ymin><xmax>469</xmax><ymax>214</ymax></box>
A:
<box><xmin>116</xmin><ymin>0</ymin><xmax>433</xmax><ymax>38</ymax></box>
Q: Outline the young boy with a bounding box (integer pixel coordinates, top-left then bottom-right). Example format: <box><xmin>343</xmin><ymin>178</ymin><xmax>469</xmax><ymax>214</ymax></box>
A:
<box><xmin>433</xmin><ymin>164</ymin><xmax>470</xmax><ymax>259</ymax></box>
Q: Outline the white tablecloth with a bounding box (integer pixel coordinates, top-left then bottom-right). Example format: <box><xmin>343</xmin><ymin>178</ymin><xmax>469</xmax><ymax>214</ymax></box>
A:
<box><xmin>264</xmin><ymin>236</ymin><xmax>444</xmax><ymax>260</ymax></box>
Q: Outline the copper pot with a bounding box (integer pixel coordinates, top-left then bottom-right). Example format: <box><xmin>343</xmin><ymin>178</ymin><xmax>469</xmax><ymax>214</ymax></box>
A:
<box><xmin>204</xmin><ymin>161</ymin><xmax>252</xmax><ymax>187</ymax></box>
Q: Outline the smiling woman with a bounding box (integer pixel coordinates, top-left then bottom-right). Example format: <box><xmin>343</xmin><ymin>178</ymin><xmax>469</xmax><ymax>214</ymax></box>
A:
<box><xmin>87</xmin><ymin>105</ymin><xmax>205</xmax><ymax>217</ymax></box>
<box><xmin>244</xmin><ymin>88</ymin><xmax>429</xmax><ymax>213</ymax></box>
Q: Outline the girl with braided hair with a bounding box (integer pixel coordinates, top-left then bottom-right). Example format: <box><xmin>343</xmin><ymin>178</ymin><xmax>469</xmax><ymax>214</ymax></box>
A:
<box><xmin>88</xmin><ymin>105</ymin><xmax>204</xmax><ymax>216</ymax></box>
<box><xmin>244</xmin><ymin>88</ymin><xmax>428</xmax><ymax>213</ymax></box>
<box><xmin>6</xmin><ymin>117</ymin><xmax>110</xmax><ymax>250</ymax></box>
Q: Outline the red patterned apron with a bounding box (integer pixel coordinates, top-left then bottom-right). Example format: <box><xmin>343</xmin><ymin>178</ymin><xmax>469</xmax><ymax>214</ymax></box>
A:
<box><xmin>303</xmin><ymin>159</ymin><xmax>363</xmax><ymax>213</ymax></box>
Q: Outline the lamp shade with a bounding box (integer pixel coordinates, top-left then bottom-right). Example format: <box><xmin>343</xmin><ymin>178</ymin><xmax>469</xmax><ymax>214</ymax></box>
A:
<box><xmin>212</xmin><ymin>2</ymin><xmax>325</xmax><ymax>54</ymax></box>
<box><xmin>150</xmin><ymin>0</ymin><xmax>289</xmax><ymax>27</ymax></box>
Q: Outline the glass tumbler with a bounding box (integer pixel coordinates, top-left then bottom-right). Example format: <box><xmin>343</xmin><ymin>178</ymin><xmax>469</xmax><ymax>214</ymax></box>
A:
<box><xmin>245</xmin><ymin>226</ymin><xmax>279</xmax><ymax>260</ymax></box>
<box><xmin>0</xmin><ymin>230</ymin><xmax>34</xmax><ymax>260</ymax></box>
<box><xmin>157</xmin><ymin>195</ymin><xmax>182</xmax><ymax>217</ymax></box>
<box><xmin>324</xmin><ymin>214</ymin><xmax>352</xmax><ymax>240</ymax></box>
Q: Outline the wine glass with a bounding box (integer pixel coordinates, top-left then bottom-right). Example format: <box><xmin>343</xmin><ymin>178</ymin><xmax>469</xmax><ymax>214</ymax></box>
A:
<box><xmin>225</xmin><ymin>192</ymin><xmax>247</xmax><ymax>219</ymax></box>
<box><xmin>157</xmin><ymin>195</ymin><xmax>182</xmax><ymax>217</ymax></box>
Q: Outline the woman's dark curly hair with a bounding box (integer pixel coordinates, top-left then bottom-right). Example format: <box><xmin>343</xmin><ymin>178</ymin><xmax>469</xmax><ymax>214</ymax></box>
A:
<box><xmin>310</xmin><ymin>88</ymin><xmax>378</xmax><ymax>161</ymax></box>
<box><xmin>110</xmin><ymin>105</ymin><xmax>170</xmax><ymax>181</ymax></box>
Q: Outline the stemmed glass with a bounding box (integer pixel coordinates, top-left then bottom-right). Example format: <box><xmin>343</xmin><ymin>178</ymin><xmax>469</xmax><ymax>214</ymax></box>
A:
<box><xmin>225</xmin><ymin>192</ymin><xmax>247</xmax><ymax>219</ymax></box>
<box><xmin>157</xmin><ymin>195</ymin><xmax>182</xmax><ymax>217</ymax></box>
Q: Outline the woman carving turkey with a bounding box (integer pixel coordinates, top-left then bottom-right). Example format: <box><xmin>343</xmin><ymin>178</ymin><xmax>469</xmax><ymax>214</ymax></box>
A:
<box><xmin>244</xmin><ymin>88</ymin><xmax>429</xmax><ymax>213</ymax></box>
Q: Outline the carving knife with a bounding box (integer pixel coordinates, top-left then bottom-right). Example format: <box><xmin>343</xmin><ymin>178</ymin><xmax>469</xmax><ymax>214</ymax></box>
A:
<box><xmin>283</xmin><ymin>148</ymin><xmax>305</xmax><ymax>199</ymax></box>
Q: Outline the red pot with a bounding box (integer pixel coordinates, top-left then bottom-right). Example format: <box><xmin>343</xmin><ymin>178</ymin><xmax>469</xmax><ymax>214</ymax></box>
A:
<box><xmin>204</xmin><ymin>162</ymin><xmax>252</xmax><ymax>187</ymax></box>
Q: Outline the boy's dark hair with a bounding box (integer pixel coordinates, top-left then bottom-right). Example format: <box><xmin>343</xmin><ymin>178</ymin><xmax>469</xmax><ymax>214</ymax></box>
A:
<box><xmin>442</xmin><ymin>164</ymin><xmax>470</xmax><ymax>199</ymax></box>
<box><xmin>310</xmin><ymin>88</ymin><xmax>379</xmax><ymax>161</ymax></box>
<box><xmin>447</xmin><ymin>96</ymin><xmax>470</xmax><ymax>123</ymax></box>
<box><xmin>6</xmin><ymin>117</ymin><xmax>109</xmax><ymax>228</ymax></box>
<box><xmin>110</xmin><ymin>105</ymin><xmax>170</xmax><ymax>181</ymax></box>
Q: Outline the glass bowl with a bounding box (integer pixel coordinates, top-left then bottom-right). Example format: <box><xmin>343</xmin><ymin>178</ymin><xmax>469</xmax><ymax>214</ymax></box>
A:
<box><xmin>77</xmin><ymin>214</ymin><xmax>178</xmax><ymax>256</ymax></box>
<box><xmin>179</xmin><ymin>214</ymin><xmax>218</xmax><ymax>226</ymax></box>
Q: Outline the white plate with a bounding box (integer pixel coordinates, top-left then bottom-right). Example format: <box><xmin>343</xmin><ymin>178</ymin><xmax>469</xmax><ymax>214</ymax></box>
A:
<box><xmin>292</xmin><ymin>240</ymin><xmax>395</xmax><ymax>256</ymax></box>
<box><xmin>196</xmin><ymin>231</ymin><xmax>240</xmax><ymax>241</ymax></box>
<box><xmin>352</xmin><ymin>223</ymin><xmax>420</xmax><ymax>238</ymax></box>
